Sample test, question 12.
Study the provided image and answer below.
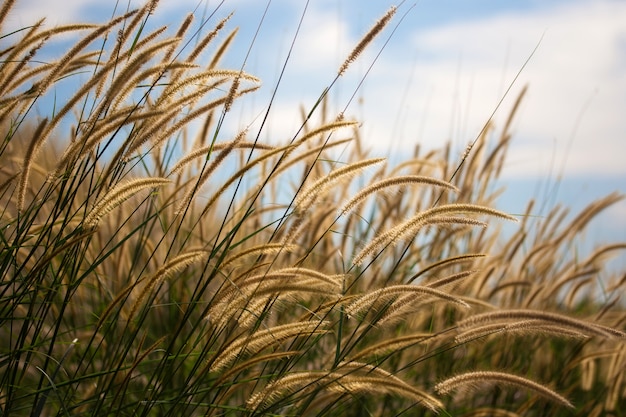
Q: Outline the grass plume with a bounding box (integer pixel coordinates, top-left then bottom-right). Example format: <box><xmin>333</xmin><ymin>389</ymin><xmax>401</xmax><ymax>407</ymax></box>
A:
<box><xmin>1</xmin><ymin>2</ymin><xmax>624</xmax><ymax>416</ymax></box>
<box><xmin>435</xmin><ymin>371</ymin><xmax>574</xmax><ymax>409</ymax></box>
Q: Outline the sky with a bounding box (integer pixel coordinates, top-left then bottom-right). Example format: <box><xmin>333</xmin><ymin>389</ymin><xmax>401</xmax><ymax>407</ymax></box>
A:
<box><xmin>6</xmin><ymin>0</ymin><xmax>626</xmax><ymax>269</ymax></box>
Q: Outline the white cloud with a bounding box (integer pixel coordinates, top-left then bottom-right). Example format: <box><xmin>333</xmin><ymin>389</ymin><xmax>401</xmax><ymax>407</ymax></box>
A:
<box><xmin>6</xmin><ymin>0</ymin><xmax>626</xmax><ymax>180</ymax></box>
<box><xmin>10</xmin><ymin>0</ymin><xmax>140</xmax><ymax>25</ymax></box>
<box><xmin>349</xmin><ymin>1</ymin><xmax>626</xmax><ymax>178</ymax></box>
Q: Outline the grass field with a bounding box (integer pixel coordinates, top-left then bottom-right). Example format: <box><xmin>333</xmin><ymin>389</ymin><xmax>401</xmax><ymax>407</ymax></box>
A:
<box><xmin>1</xmin><ymin>1</ymin><xmax>625</xmax><ymax>415</ymax></box>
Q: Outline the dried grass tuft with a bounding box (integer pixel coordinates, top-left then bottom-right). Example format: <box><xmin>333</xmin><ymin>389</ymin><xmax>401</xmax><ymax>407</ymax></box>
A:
<box><xmin>84</xmin><ymin>177</ymin><xmax>170</xmax><ymax>228</ymax></box>
<box><xmin>435</xmin><ymin>371</ymin><xmax>574</xmax><ymax>409</ymax></box>
<box><xmin>338</xmin><ymin>6</ymin><xmax>397</xmax><ymax>76</ymax></box>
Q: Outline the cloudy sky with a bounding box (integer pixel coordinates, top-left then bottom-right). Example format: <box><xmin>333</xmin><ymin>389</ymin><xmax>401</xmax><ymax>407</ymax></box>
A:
<box><xmin>7</xmin><ymin>0</ymin><xmax>626</xmax><ymax>260</ymax></box>
<box><xmin>10</xmin><ymin>0</ymin><xmax>625</xmax><ymax>175</ymax></box>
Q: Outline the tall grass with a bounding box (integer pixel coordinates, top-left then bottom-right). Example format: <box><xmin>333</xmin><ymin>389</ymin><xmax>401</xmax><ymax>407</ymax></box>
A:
<box><xmin>1</xmin><ymin>2</ymin><xmax>625</xmax><ymax>416</ymax></box>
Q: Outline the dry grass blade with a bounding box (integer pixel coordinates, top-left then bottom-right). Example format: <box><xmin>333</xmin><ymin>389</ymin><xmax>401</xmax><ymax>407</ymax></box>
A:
<box><xmin>458</xmin><ymin>408</ymin><xmax>523</xmax><ymax>417</ymax></box>
<box><xmin>408</xmin><ymin>254</ymin><xmax>487</xmax><ymax>284</ymax></box>
<box><xmin>1</xmin><ymin>23</ymin><xmax>98</xmax><ymax>92</ymax></box>
<box><xmin>16</xmin><ymin>117</ymin><xmax>47</xmax><ymax>212</ymax></box>
<box><xmin>435</xmin><ymin>371</ymin><xmax>574</xmax><ymax>408</ymax></box>
<box><xmin>191</xmin><ymin>13</ymin><xmax>233</xmax><ymax>67</ymax></box>
<box><xmin>227</xmin><ymin>268</ymin><xmax>343</xmax><ymax>294</ymax></box>
<box><xmin>169</xmin><ymin>140</ymin><xmax>276</xmax><ymax>176</ymax></box>
<box><xmin>339</xmin><ymin>174</ymin><xmax>459</xmax><ymax>215</ymax></box>
<box><xmin>84</xmin><ymin>177</ymin><xmax>170</xmax><ymax>228</ymax></box>
<box><xmin>159</xmin><ymin>69</ymin><xmax>259</xmax><ymax>104</ymax></box>
<box><xmin>214</xmin><ymin>351</ymin><xmax>300</xmax><ymax>387</ymax></box>
<box><xmin>175</xmin><ymin>129</ymin><xmax>246</xmax><ymax>215</ymax></box>
<box><xmin>553</xmin><ymin>192</ymin><xmax>624</xmax><ymax>245</ymax></box>
<box><xmin>224</xmin><ymin>73</ymin><xmax>241</xmax><ymax>112</ymax></box>
<box><xmin>182</xmin><ymin>143</ymin><xmax>295</xmax><ymax>215</ymax></box>
<box><xmin>208</xmin><ymin>27</ymin><xmax>238</xmax><ymax>69</ymax></box>
<box><xmin>28</xmin><ymin>38</ymin><xmax>166</xmax><ymax>147</ymax></box>
<box><xmin>151</xmin><ymin>86</ymin><xmax>259</xmax><ymax>153</ymax></box>
<box><xmin>271</xmin><ymin>138</ymin><xmax>354</xmax><ymax>180</ymax></box>
<box><xmin>583</xmin><ymin>243</ymin><xmax>626</xmax><ymax>268</ymax></box>
<box><xmin>161</xmin><ymin>12</ymin><xmax>193</xmax><ymax>65</ymax></box>
<box><xmin>425</xmin><ymin>269</ymin><xmax>478</xmax><ymax>289</ymax></box>
<box><xmin>91</xmin><ymin>35</ymin><xmax>178</xmax><ymax>113</ymax></box>
<box><xmin>221</xmin><ymin>243</ymin><xmax>299</xmax><ymax>269</ymax></box>
<box><xmin>353</xmin><ymin>203</ymin><xmax>515</xmax><ymax>266</ymax></box>
<box><xmin>210</xmin><ymin>321</ymin><xmax>328</xmax><ymax>372</ymax></box>
<box><xmin>208</xmin><ymin>269</ymin><xmax>343</xmax><ymax>326</ymax></box>
<box><xmin>294</xmin><ymin>157</ymin><xmax>386</xmax><ymax>212</ymax></box>
<box><xmin>346</xmin><ymin>284</ymin><xmax>470</xmax><ymax>319</ymax></box>
<box><xmin>246</xmin><ymin>372</ymin><xmax>327</xmax><ymax>410</ymax></box>
<box><xmin>293</xmin><ymin>120</ymin><xmax>358</xmax><ymax>145</ymax></box>
<box><xmin>128</xmin><ymin>250</ymin><xmax>209</xmax><ymax>320</ymax></box>
<box><xmin>455</xmin><ymin>320</ymin><xmax>589</xmax><ymax>344</ymax></box>
<box><xmin>0</xmin><ymin>0</ymin><xmax>16</xmax><ymax>34</ymax></box>
<box><xmin>247</xmin><ymin>368</ymin><xmax>442</xmax><ymax>412</ymax></box>
<box><xmin>458</xmin><ymin>309</ymin><xmax>626</xmax><ymax>339</ymax></box>
<box><xmin>110</xmin><ymin>62</ymin><xmax>200</xmax><ymax>111</ymax></box>
<box><xmin>338</xmin><ymin>6</ymin><xmax>397</xmax><ymax>76</ymax></box>
<box><xmin>329</xmin><ymin>375</ymin><xmax>442</xmax><ymax>411</ymax></box>
<box><xmin>350</xmin><ymin>333</ymin><xmax>432</xmax><ymax>361</ymax></box>
<box><xmin>222</xmin><ymin>266</ymin><xmax>344</xmax><ymax>289</ymax></box>
<box><xmin>276</xmin><ymin>266</ymin><xmax>345</xmax><ymax>283</ymax></box>
<box><xmin>0</xmin><ymin>19</ymin><xmax>46</xmax><ymax>96</ymax></box>
<box><xmin>54</xmin><ymin>108</ymin><xmax>167</xmax><ymax>176</ymax></box>
<box><xmin>36</xmin><ymin>11</ymin><xmax>137</xmax><ymax>96</ymax></box>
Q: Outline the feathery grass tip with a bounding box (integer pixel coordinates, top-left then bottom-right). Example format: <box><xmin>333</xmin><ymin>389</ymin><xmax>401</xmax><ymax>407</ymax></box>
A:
<box><xmin>338</xmin><ymin>6</ymin><xmax>397</xmax><ymax>76</ymax></box>
<box><xmin>84</xmin><ymin>177</ymin><xmax>170</xmax><ymax>228</ymax></box>
<box><xmin>435</xmin><ymin>371</ymin><xmax>574</xmax><ymax>408</ymax></box>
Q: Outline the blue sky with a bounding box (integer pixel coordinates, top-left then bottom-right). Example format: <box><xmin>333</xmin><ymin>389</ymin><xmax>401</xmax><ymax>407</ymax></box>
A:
<box><xmin>7</xmin><ymin>0</ymin><xmax>626</xmax><ymax>269</ymax></box>
<box><xmin>9</xmin><ymin>1</ymin><xmax>625</xmax><ymax>174</ymax></box>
